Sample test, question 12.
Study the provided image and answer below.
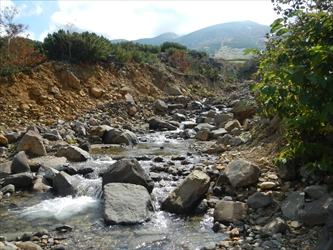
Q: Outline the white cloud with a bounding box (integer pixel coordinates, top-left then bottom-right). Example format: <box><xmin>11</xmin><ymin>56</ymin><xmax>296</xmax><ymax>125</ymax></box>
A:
<box><xmin>46</xmin><ymin>1</ymin><xmax>279</xmax><ymax>41</ymax></box>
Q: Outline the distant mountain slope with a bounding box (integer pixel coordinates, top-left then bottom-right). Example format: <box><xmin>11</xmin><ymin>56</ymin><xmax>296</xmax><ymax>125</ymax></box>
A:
<box><xmin>134</xmin><ymin>32</ymin><xmax>179</xmax><ymax>46</ymax></box>
<box><xmin>110</xmin><ymin>20</ymin><xmax>270</xmax><ymax>59</ymax></box>
<box><xmin>175</xmin><ymin>20</ymin><xmax>270</xmax><ymax>59</ymax></box>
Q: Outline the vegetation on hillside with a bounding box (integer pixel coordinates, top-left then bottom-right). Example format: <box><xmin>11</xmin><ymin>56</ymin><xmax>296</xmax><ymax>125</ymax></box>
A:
<box><xmin>0</xmin><ymin>5</ymin><xmax>46</xmax><ymax>76</ymax></box>
<box><xmin>247</xmin><ymin>0</ymin><xmax>333</xmax><ymax>173</ymax></box>
<box><xmin>0</xmin><ymin>5</ymin><xmax>255</xmax><ymax>83</ymax></box>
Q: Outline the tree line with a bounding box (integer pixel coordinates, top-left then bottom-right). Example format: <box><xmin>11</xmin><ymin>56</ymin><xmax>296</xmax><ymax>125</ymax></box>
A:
<box><xmin>0</xmin><ymin>5</ymin><xmax>223</xmax><ymax>80</ymax></box>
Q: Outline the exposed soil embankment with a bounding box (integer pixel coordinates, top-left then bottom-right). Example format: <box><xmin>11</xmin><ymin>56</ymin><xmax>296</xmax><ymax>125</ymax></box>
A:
<box><xmin>0</xmin><ymin>61</ymin><xmax>224</xmax><ymax>129</ymax></box>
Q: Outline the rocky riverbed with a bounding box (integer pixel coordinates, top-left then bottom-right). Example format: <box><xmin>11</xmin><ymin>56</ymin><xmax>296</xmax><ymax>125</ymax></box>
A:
<box><xmin>0</xmin><ymin>62</ymin><xmax>333</xmax><ymax>250</ymax></box>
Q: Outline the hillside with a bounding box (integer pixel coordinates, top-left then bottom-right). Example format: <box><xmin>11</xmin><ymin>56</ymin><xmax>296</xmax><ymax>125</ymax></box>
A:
<box><xmin>0</xmin><ymin>61</ymin><xmax>225</xmax><ymax>130</ymax></box>
<box><xmin>110</xmin><ymin>21</ymin><xmax>270</xmax><ymax>59</ymax></box>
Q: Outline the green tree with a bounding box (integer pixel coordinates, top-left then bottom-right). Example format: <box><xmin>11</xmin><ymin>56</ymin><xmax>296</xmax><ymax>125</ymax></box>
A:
<box><xmin>0</xmin><ymin>5</ymin><xmax>45</xmax><ymax>76</ymax></box>
<box><xmin>160</xmin><ymin>42</ymin><xmax>187</xmax><ymax>53</ymax></box>
<box><xmin>43</xmin><ymin>29</ymin><xmax>111</xmax><ymax>61</ymax></box>
<box><xmin>248</xmin><ymin>0</ymin><xmax>333</xmax><ymax>173</ymax></box>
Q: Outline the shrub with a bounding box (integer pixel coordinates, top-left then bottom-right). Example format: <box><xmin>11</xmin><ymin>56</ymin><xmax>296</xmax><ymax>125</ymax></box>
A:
<box><xmin>247</xmin><ymin>0</ymin><xmax>333</xmax><ymax>173</ymax></box>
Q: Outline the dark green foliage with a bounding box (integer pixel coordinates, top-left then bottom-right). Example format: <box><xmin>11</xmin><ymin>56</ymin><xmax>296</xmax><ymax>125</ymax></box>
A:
<box><xmin>249</xmin><ymin>0</ymin><xmax>333</xmax><ymax>173</ymax></box>
<box><xmin>43</xmin><ymin>30</ymin><xmax>111</xmax><ymax>61</ymax></box>
<box><xmin>160</xmin><ymin>42</ymin><xmax>187</xmax><ymax>53</ymax></box>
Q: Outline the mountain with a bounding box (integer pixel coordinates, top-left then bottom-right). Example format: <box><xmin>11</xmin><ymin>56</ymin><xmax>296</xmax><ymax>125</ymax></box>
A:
<box><xmin>175</xmin><ymin>20</ymin><xmax>270</xmax><ymax>59</ymax></box>
<box><xmin>110</xmin><ymin>20</ymin><xmax>270</xmax><ymax>59</ymax></box>
<box><xmin>134</xmin><ymin>32</ymin><xmax>179</xmax><ymax>46</ymax></box>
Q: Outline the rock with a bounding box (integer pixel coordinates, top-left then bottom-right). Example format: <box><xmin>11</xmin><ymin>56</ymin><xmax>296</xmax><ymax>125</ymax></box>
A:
<box><xmin>43</xmin><ymin>129</ymin><xmax>62</xmax><ymax>141</ymax></box>
<box><xmin>113</xmin><ymin>130</ymin><xmax>138</xmax><ymax>145</ymax></box>
<box><xmin>315</xmin><ymin>202</ymin><xmax>333</xmax><ymax>250</ymax></box>
<box><xmin>172</xmin><ymin>113</ymin><xmax>187</xmax><ymax>122</ymax></box>
<box><xmin>56</xmin><ymin>146</ymin><xmax>89</xmax><ymax>162</ymax></box>
<box><xmin>17</xmin><ymin>130</ymin><xmax>47</xmax><ymax>156</ymax></box>
<box><xmin>304</xmin><ymin>185</ymin><xmax>327</xmax><ymax>200</ymax></box>
<box><xmin>276</xmin><ymin>158</ymin><xmax>296</xmax><ymax>180</ymax></box>
<box><xmin>247</xmin><ymin>192</ymin><xmax>274</xmax><ymax>209</ymax></box>
<box><xmin>203</xmin><ymin>144</ymin><xmax>226</xmax><ymax>154</ymax></box>
<box><xmin>102</xmin><ymin>158</ymin><xmax>154</xmax><ymax>193</ymax></box>
<box><xmin>225</xmin><ymin>160</ymin><xmax>260</xmax><ymax>187</ymax></box>
<box><xmin>128</xmin><ymin>106</ymin><xmax>137</xmax><ymax>116</ymax></box>
<box><xmin>119</xmin><ymin>86</ymin><xmax>131</xmax><ymax>95</ymax></box>
<box><xmin>60</xmin><ymin>69</ymin><xmax>80</xmax><ymax>89</ymax></box>
<box><xmin>195</xmin><ymin>128</ymin><xmax>210</xmax><ymax>141</ymax></box>
<box><xmin>44</xmin><ymin>167</ymin><xmax>59</xmax><ymax>181</ymax></box>
<box><xmin>10</xmin><ymin>151</ymin><xmax>31</xmax><ymax>174</ymax></box>
<box><xmin>193</xmin><ymin>123</ymin><xmax>217</xmax><ymax>132</ymax></box>
<box><xmin>147</xmin><ymin>117</ymin><xmax>178</xmax><ymax>131</ymax></box>
<box><xmin>33</xmin><ymin>156</ymin><xmax>68</xmax><ymax>175</ymax></box>
<box><xmin>32</xmin><ymin>175</ymin><xmax>52</xmax><ymax>193</ymax></box>
<box><xmin>260</xmin><ymin>217</ymin><xmax>289</xmax><ymax>237</ymax></box>
<box><xmin>0</xmin><ymin>161</ymin><xmax>11</xmax><ymax>178</ymax></box>
<box><xmin>90</xmin><ymin>125</ymin><xmax>111</xmax><ymax>138</ymax></box>
<box><xmin>299</xmin><ymin>194</ymin><xmax>333</xmax><ymax>226</ymax></box>
<box><xmin>182</xmin><ymin>121</ymin><xmax>197</xmax><ymax>129</ymax></box>
<box><xmin>164</xmin><ymin>85</ymin><xmax>182</xmax><ymax>96</ymax></box>
<box><xmin>153</xmin><ymin>99</ymin><xmax>168</xmax><ymax>113</ymax></box>
<box><xmin>216</xmin><ymin>134</ymin><xmax>233</xmax><ymax>146</ymax></box>
<box><xmin>78</xmin><ymin>140</ymin><xmax>91</xmax><ymax>152</ymax></box>
<box><xmin>16</xmin><ymin>241</ymin><xmax>43</xmax><ymax>250</ymax></box>
<box><xmin>232</xmin><ymin>100</ymin><xmax>257</xmax><ymax>123</ymax></box>
<box><xmin>224</xmin><ymin>119</ymin><xmax>241</xmax><ymax>132</ymax></box>
<box><xmin>1</xmin><ymin>184</ymin><xmax>15</xmax><ymax>195</ymax></box>
<box><xmin>90</xmin><ymin>87</ymin><xmax>103</xmax><ymax>98</ymax></box>
<box><xmin>48</xmin><ymin>85</ymin><xmax>60</xmax><ymax>94</ymax></box>
<box><xmin>102</xmin><ymin>127</ymin><xmax>138</xmax><ymax>145</ymax></box>
<box><xmin>214</xmin><ymin>200</ymin><xmax>248</xmax><ymax>223</ymax></box>
<box><xmin>3</xmin><ymin>172</ymin><xmax>34</xmax><ymax>189</ymax></box>
<box><xmin>258</xmin><ymin>182</ymin><xmax>278</xmax><ymax>190</ymax></box>
<box><xmin>53</xmin><ymin>171</ymin><xmax>77</xmax><ymax>196</ymax></box>
<box><xmin>0</xmin><ymin>134</ymin><xmax>8</xmax><ymax>146</ymax></box>
<box><xmin>210</xmin><ymin>128</ymin><xmax>228</xmax><ymax>139</ymax></box>
<box><xmin>230</xmin><ymin>136</ymin><xmax>245</xmax><ymax>147</ymax></box>
<box><xmin>281</xmin><ymin>191</ymin><xmax>305</xmax><ymax>220</ymax></box>
<box><xmin>215</xmin><ymin>113</ymin><xmax>233</xmax><ymax>127</ymax></box>
<box><xmin>19</xmin><ymin>103</ymin><xmax>30</xmax><ymax>112</ymax></box>
<box><xmin>103</xmin><ymin>183</ymin><xmax>153</xmax><ymax>225</ymax></box>
<box><xmin>161</xmin><ymin>170</ymin><xmax>210</xmax><ymax>214</ymax></box>
<box><xmin>3</xmin><ymin>132</ymin><xmax>19</xmax><ymax>143</ymax></box>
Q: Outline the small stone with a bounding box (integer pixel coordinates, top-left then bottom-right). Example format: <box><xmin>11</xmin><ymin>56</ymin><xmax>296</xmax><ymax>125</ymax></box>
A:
<box><xmin>290</xmin><ymin>221</ymin><xmax>303</xmax><ymax>229</ymax></box>
<box><xmin>258</xmin><ymin>181</ymin><xmax>277</xmax><ymax>189</ymax></box>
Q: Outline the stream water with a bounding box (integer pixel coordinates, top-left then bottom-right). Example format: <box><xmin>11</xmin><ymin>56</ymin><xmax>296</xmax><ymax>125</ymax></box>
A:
<box><xmin>0</xmin><ymin>131</ymin><xmax>227</xmax><ymax>249</ymax></box>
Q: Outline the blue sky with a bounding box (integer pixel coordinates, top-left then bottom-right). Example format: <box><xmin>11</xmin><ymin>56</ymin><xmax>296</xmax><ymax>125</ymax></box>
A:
<box><xmin>2</xmin><ymin>0</ymin><xmax>280</xmax><ymax>41</ymax></box>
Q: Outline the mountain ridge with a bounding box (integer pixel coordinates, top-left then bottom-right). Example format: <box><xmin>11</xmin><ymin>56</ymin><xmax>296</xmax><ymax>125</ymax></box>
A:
<box><xmin>110</xmin><ymin>20</ymin><xmax>270</xmax><ymax>59</ymax></box>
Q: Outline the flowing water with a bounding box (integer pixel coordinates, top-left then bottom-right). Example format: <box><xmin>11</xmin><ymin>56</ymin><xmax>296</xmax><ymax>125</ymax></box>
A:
<box><xmin>0</xmin><ymin>131</ymin><xmax>227</xmax><ymax>249</ymax></box>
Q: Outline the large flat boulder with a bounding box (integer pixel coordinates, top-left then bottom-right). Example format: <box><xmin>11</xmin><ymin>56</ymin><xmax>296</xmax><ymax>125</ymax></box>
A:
<box><xmin>102</xmin><ymin>158</ymin><xmax>154</xmax><ymax>193</ymax></box>
<box><xmin>103</xmin><ymin>183</ymin><xmax>153</xmax><ymax>225</ymax></box>
<box><xmin>161</xmin><ymin>170</ymin><xmax>210</xmax><ymax>214</ymax></box>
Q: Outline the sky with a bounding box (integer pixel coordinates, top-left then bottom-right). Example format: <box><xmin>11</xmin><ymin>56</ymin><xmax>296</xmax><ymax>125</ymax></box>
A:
<box><xmin>1</xmin><ymin>0</ymin><xmax>280</xmax><ymax>42</ymax></box>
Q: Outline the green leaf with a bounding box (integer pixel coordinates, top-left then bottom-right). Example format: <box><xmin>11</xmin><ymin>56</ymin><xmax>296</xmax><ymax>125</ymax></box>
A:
<box><xmin>271</xmin><ymin>24</ymin><xmax>283</xmax><ymax>33</ymax></box>
<box><xmin>306</xmin><ymin>74</ymin><xmax>317</xmax><ymax>84</ymax></box>
<box><xmin>276</xmin><ymin>28</ymin><xmax>289</xmax><ymax>36</ymax></box>
<box><xmin>320</xmin><ymin>109</ymin><xmax>328</xmax><ymax>122</ymax></box>
<box><xmin>325</xmin><ymin>103</ymin><xmax>333</xmax><ymax>114</ymax></box>
<box><xmin>244</xmin><ymin>48</ymin><xmax>254</xmax><ymax>55</ymax></box>
<box><xmin>299</xmin><ymin>93</ymin><xmax>310</xmax><ymax>106</ymax></box>
<box><xmin>317</xmin><ymin>161</ymin><xmax>328</xmax><ymax>171</ymax></box>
